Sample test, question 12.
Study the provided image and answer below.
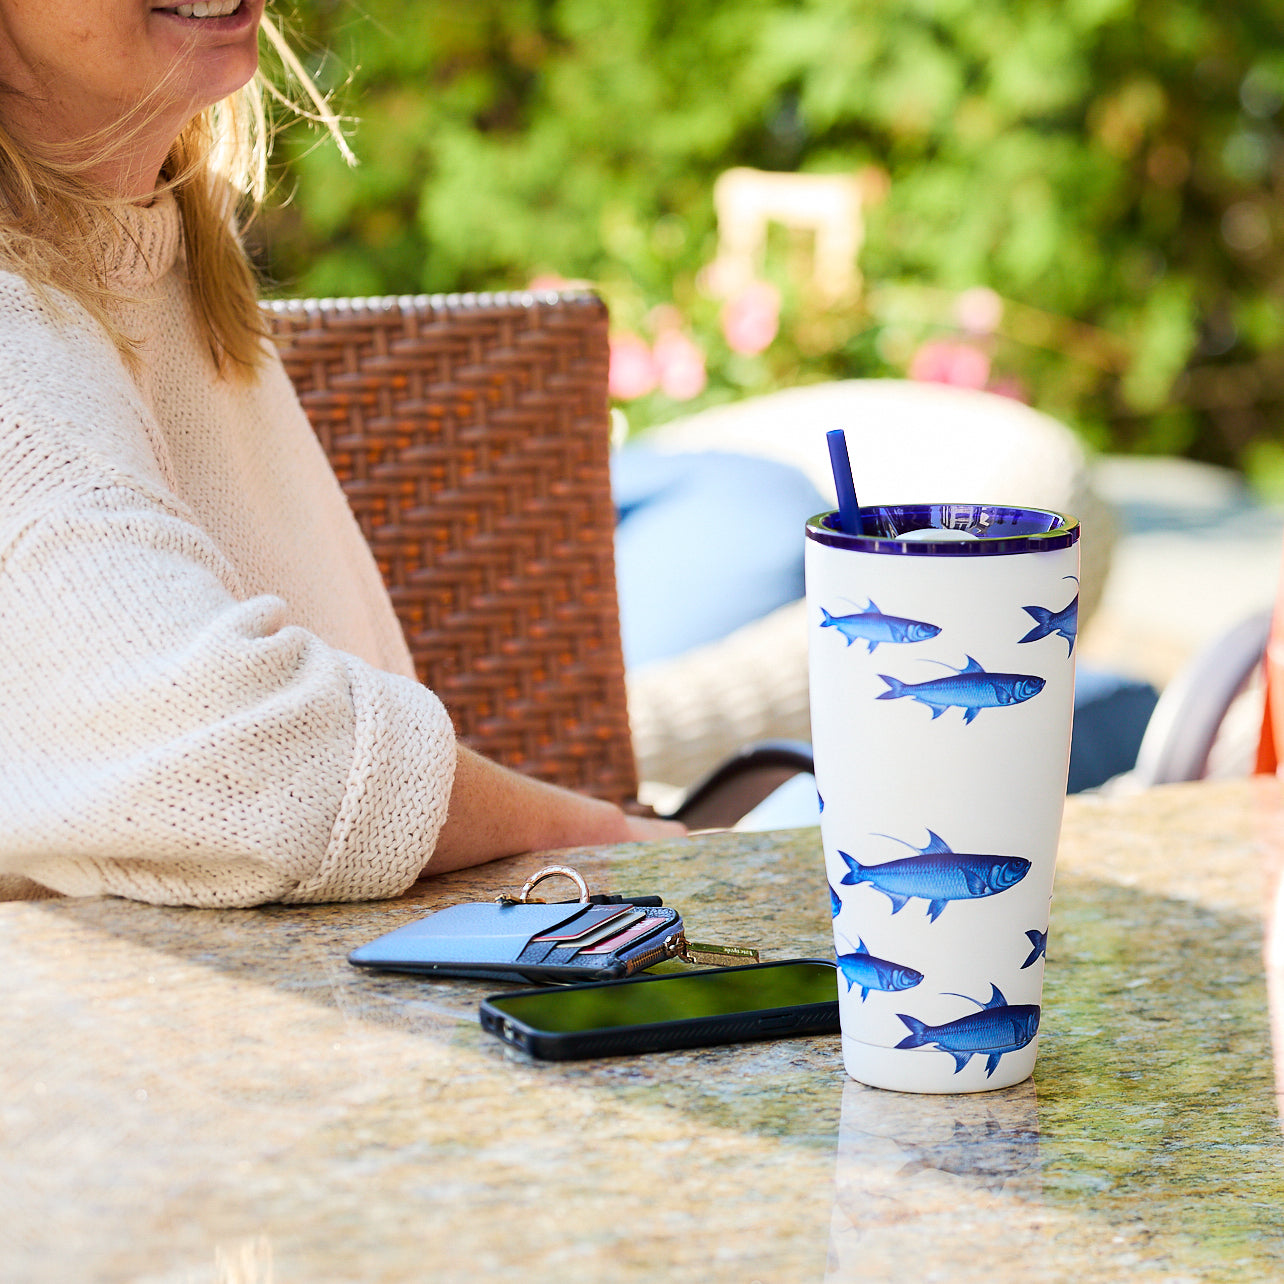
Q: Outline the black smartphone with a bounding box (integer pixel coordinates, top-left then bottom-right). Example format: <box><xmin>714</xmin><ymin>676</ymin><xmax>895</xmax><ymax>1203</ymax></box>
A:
<box><xmin>479</xmin><ymin>958</ymin><xmax>839</xmax><ymax>1061</ymax></box>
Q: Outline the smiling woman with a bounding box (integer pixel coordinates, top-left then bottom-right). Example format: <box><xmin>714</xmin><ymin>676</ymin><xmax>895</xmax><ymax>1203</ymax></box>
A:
<box><xmin>0</xmin><ymin>0</ymin><xmax>265</xmax><ymax>196</ymax></box>
<box><xmin>0</xmin><ymin>0</ymin><xmax>270</xmax><ymax>369</ymax></box>
<box><xmin>0</xmin><ymin>4</ymin><xmax>679</xmax><ymax>908</ymax></box>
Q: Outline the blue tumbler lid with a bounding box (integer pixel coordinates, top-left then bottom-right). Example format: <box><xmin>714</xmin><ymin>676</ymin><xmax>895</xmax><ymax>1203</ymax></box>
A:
<box><xmin>805</xmin><ymin>503</ymin><xmax>1079</xmax><ymax>556</ymax></box>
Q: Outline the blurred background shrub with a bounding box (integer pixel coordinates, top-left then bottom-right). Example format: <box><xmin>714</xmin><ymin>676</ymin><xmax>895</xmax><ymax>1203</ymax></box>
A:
<box><xmin>257</xmin><ymin>0</ymin><xmax>1284</xmax><ymax>474</ymax></box>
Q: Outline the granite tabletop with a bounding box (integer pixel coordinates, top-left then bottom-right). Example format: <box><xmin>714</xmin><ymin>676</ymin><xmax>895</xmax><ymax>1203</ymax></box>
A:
<box><xmin>4</xmin><ymin>778</ymin><xmax>1284</xmax><ymax>1283</ymax></box>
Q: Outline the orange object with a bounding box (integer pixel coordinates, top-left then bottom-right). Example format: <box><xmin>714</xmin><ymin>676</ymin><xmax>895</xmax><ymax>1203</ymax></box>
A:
<box><xmin>1258</xmin><ymin>589</ymin><xmax>1284</xmax><ymax>775</ymax></box>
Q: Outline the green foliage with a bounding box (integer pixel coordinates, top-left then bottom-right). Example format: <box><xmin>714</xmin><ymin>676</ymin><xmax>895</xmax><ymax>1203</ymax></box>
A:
<box><xmin>257</xmin><ymin>0</ymin><xmax>1284</xmax><ymax>464</ymax></box>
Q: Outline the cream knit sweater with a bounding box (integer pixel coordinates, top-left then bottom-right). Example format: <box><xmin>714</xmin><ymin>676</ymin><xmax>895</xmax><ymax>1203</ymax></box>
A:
<box><xmin>0</xmin><ymin>196</ymin><xmax>456</xmax><ymax>906</ymax></box>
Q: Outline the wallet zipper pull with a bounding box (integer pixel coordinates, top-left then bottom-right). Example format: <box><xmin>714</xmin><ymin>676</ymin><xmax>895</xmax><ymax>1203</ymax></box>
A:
<box><xmin>670</xmin><ymin>933</ymin><xmax>760</xmax><ymax>968</ymax></box>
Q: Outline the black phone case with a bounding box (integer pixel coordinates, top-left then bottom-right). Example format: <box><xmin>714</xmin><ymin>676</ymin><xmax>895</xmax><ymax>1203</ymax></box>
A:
<box><xmin>478</xmin><ymin>959</ymin><xmax>841</xmax><ymax>1060</ymax></box>
<box><xmin>349</xmin><ymin>901</ymin><xmax>684</xmax><ymax>984</ymax></box>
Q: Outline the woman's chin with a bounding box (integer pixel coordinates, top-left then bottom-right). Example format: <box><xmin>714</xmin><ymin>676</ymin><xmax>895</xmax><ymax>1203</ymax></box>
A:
<box><xmin>150</xmin><ymin>0</ymin><xmax>264</xmax><ymax>104</ymax></box>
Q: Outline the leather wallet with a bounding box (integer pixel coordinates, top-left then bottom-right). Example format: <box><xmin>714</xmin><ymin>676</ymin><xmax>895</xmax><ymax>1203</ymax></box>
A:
<box><xmin>348</xmin><ymin>900</ymin><xmax>685</xmax><ymax>984</ymax></box>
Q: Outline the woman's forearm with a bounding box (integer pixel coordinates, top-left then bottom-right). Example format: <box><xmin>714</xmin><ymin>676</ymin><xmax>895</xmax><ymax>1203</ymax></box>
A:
<box><xmin>427</xmin><ymin>744</ymin><xmax>684</xmax><ymax>874</ymax></box>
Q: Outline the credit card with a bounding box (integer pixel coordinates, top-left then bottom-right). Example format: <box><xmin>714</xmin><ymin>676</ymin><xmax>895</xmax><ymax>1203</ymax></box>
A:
<box><xmin>549</xmin><ymin>908</ymin><xmax>647</xmax><ymax>953</ymax></box>
<box><xmin>576</xmin><ymin>913</ymin><xmax>669</xmax><ymax>955</ymax></box>
<box><xmin>531</xmin><ymin>905</ymin><xmax>635</xmax><ymax>945</ymax></box>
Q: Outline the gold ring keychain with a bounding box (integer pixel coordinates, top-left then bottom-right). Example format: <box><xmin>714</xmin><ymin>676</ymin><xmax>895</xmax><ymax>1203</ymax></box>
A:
<box><xmin>514</xmin><ymin>865</ymin><xmax>590</xmax><ymax>904</ymax></box>
<box><xmin>497</xmin><ymin>864</ymin><xmax>759</xmax><ymax>966</ymax></box>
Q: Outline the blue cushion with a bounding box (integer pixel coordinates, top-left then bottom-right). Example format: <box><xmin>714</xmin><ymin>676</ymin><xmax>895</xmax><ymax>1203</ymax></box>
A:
<box><xmin>613</xmin><ymin>446</ymin><xmax>827</xmax><ymax>667</ymax></box>
<box><xmin>1067</xmin><ymin>665</ymin><xmax>1159</xmax><ymax>792</ymax></box>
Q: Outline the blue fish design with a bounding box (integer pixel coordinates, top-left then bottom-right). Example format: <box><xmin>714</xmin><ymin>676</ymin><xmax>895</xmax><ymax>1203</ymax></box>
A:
<box><xmin>836</xmin><ymin>938</ymin><xmax>924</xmax><ymax>1001</ymax></box>
<box><xmin>1021</xmin><ymin>929</ymin><xmax>1047</xmax><ymax>969</ymax></box>
<box><xmin>838</xmin><ymin>831</ymin><xmax>1030</xmax><ymax>922</ymax></box>
<box><xmin>877</xmin><ymin>656</ymin><xmax>1045</xmax><ymax>724</ymax></box>
<box><xmin>896</xmin><ymin>984</ymin><xmax>1041</xmax><ymax>1077</ymax></box>
<box><xmin>1020</xmin><ymin>593</ymin><xmax>1078</xmax><ymax>655</ymax></box>
<box><xmin>829</xmin><ymin>883</ymin><xmax>842</xmax><ymax>917</ymax></box>
<box><xmin>820</xmin><ymin>602</ymin><xmax>940</xmax><ymax>653</ymax></box>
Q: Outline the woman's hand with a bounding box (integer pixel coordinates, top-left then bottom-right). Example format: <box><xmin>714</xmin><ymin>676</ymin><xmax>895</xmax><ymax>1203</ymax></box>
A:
<box><xmin>427</xmin><ymin>745</ymin><xmax>685</xmax><ymax>874</ymax></box>
<box><xmin>621</xmin><ymin>813</ymin><xmax>687</xmax><ymax>842</ymax></box>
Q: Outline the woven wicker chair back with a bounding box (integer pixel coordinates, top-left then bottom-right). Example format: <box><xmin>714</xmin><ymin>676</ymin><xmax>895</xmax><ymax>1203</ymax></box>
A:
<box><xmin>264</xmin><ymin>291</ymin><xmax>637</xmax><ymax>806</ymax></box>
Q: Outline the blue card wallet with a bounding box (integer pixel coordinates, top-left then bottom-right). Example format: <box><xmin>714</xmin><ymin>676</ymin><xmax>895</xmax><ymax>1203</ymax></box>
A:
<box><xmin>348</xmin><ymin>901</ymin><xmax>686</xmax><ymax>984</ymax></box>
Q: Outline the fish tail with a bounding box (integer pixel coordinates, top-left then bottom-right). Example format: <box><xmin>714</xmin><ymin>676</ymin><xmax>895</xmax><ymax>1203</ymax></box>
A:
<box><xmin>1019</xmin><ymin>606</ymin><xmax>1053</xmax><ymax>644</ymax></box>
<box><xmin>895</xmin><ymin>1014</ymin><xmax>929</xmax><ymax>1049</ymax></box>
<box><xmin>820</xmin><ymin>608</ymin><xmax>836</xmax><ymax>628</ymax></box>
<box><xmin>877</xmin><ymin>675</ymin><xmax>905</xmax><ymax>700</ymax></box>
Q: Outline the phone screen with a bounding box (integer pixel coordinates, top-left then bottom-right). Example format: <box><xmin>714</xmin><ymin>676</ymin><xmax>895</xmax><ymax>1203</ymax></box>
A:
<box><xmin>485</xmin><ymin>960</ymin><xmax>838</xmax><ymax>1033</ymax></box>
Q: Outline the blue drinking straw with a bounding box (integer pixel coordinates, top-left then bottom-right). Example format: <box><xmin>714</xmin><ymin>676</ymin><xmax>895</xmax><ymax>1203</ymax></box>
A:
<box><xmin>826</xmin><ymin>428</ymin><xmax>863</xmax><ymax>536</ymax></box>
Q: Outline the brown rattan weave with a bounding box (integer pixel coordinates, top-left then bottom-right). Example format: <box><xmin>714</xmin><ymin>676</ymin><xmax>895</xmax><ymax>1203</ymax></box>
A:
<box><xmin>264</xmin><ymin>290</ymin><xmax>638</xmax><ymax>806</ymax></box>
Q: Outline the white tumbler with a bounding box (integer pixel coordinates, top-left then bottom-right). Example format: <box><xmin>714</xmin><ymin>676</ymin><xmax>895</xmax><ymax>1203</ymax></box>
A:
<box><xmin>806</xmin><ymin>502</ymin><xmax>1078</xmax><ymax>1093</ymax></box>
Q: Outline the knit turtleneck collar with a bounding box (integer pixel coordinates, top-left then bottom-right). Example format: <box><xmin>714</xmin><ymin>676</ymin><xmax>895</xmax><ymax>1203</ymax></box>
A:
<box><xmin>105</xmin><ymin>190</ymin><xmax>182</xmax><ymax>292</ymax></box>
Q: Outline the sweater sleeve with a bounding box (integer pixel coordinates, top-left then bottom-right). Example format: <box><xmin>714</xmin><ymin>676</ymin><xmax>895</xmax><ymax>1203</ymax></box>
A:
<box><xmin>0</xmin><ymin>479</ymin><xmax>456</xmax><ymax>906</ymax></box>
<box><xmin>0</xmin><ymin>272</ymin><xmax>458</xmax><ymax>907</ymax></box>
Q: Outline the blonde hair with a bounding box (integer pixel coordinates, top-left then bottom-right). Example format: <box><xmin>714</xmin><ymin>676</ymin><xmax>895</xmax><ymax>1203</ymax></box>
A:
<box><xmin>0</xmin><ymin>15</ymin><xmax>350</xmax><ymax>377</ymax></box>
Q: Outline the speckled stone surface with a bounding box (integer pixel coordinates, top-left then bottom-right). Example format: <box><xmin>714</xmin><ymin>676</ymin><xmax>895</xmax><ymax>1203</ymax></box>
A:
<box><xmin>4</xmin><ymin>780</ymin><xmax>1284</xmax><ymax>1282</ymax></box>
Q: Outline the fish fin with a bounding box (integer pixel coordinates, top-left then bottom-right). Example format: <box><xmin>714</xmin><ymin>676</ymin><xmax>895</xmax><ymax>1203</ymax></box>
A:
<box><xmin>820</xmin><ymin>608</ymin><xmax>835</xmax><ymax>627</ymax></box>
<box><xmin>876</xmin><ymin>675</ymin><xmax>904</xmax><ymax>700</ymax></box>
<box><xmin>984</xmin><ymin>1053</ymin><xmax>1002</xmax><ymax>1077</ymax></box>
<box><xmin>962</xmin><ymin>705</ymin><xmax>980</xmax><ymax>725</ymax></box>
<box><xmin>1021</xmin><ymin>946</ymin><xmax>1040</xmax><ymax>969</ymax></box>
<box><xmin>1019</xmin><ymin>620</ymin><xmax>1050</xmax><ymax>645</ymax></box>
<box><xmin>859</xmin><ymin>986</ymin><xmax>870</xmax><ymax>1002</ymax></box>
<box><xmin>949</xmin><ymin>1051</ymin><xmax>972</xmax><ymax>1074</ymax></box>
<box><xmin>963</xmin><ymin>867</ymin><xmax>988</xmax><ymax>896</ymax></box>
<box><xmin>925</xmin><ymin>899</ymin><xmax>947</xmax><ymax>923</ymax></box>
<box><xmin>960</xmin><ymin>655</ymin><xmax>985</xmax><ymax>673</ymax></box>
<box><xmin>920</xmin><ymin>829</ymin><xmax>952</xmax><ymax>856</ymax></box>
<box><xmin>929</xmin><ymin>702</ymin><xmax>946</xmax><ymax>719</ymax></box>
<box><xmin>855</xmin><ymin>938</ymin><xmax>870</xmax><ymax>955</ymax></box>
<box><xmin>876</xmin><ymin>831</ymin><xmax>913</xmax><ymax>850</ymax></box>
<box><xmin>864</xmin><ymin>637</ymin><xmax>879</xmax><ymax>653</ymax></box>
<box><xmin>885</xmin><ymin>892</ymin><xmax>910</xmax><ymax>915</ymax></box>
<box><xmin>983</xmin><ymin>984</ymin><xmax>1007</xmax><ymax>1010</ymax></box>
<box><xmin>1024</xmin><ymin>604</ymin><xmax>1051</xmax><ymax>625</ymax></box>
<box><xmin>865</xmin><ymin>598</ymin><xmax>880</xmax><ymax>614</ymax></box>
<box><xmin>895</xmin><ymin>1014</ymin><xmax>928</xmax><ymax>1048</ymax></box>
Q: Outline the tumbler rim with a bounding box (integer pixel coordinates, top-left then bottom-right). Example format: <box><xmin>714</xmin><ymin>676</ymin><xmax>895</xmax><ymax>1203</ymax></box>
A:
<box><xmin>806</xmin><ymin>502</ymin><xmax>1080</xmax><ymax>556</ymax></box>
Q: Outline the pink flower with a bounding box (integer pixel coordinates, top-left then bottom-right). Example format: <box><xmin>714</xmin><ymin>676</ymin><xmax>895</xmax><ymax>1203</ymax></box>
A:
<box><xmin>608</xmin><ymin>332</ymin><xmax>658</xmax><ymax>400</ymax></box>
<box><xmin>652</xmin><ymin>329</ymin><xmax>707</xmax><ymax>401</ymax></box>
<box><xmin>953</xmin><ymin>287</ymin><xmax>1004</xmax><ymax>337</ymax></box>
<box><xmin>908</xmin><ymin>339</ymin><xmax>991</xmax><ymax>389</ymax></box>
<box><xmin>986</xmin><ymin>374</ymin><xmax>1028</xmax><ymax>402</ymax></box>
<box><xmin>528</xmin><ymin>273</ymin><xmax>573</xmax><ymax>291</ymax></box>
<box><xmin>720</xmin><ymin>281</ymin><xmax>781</xmax><ymax>355</ymax></box>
